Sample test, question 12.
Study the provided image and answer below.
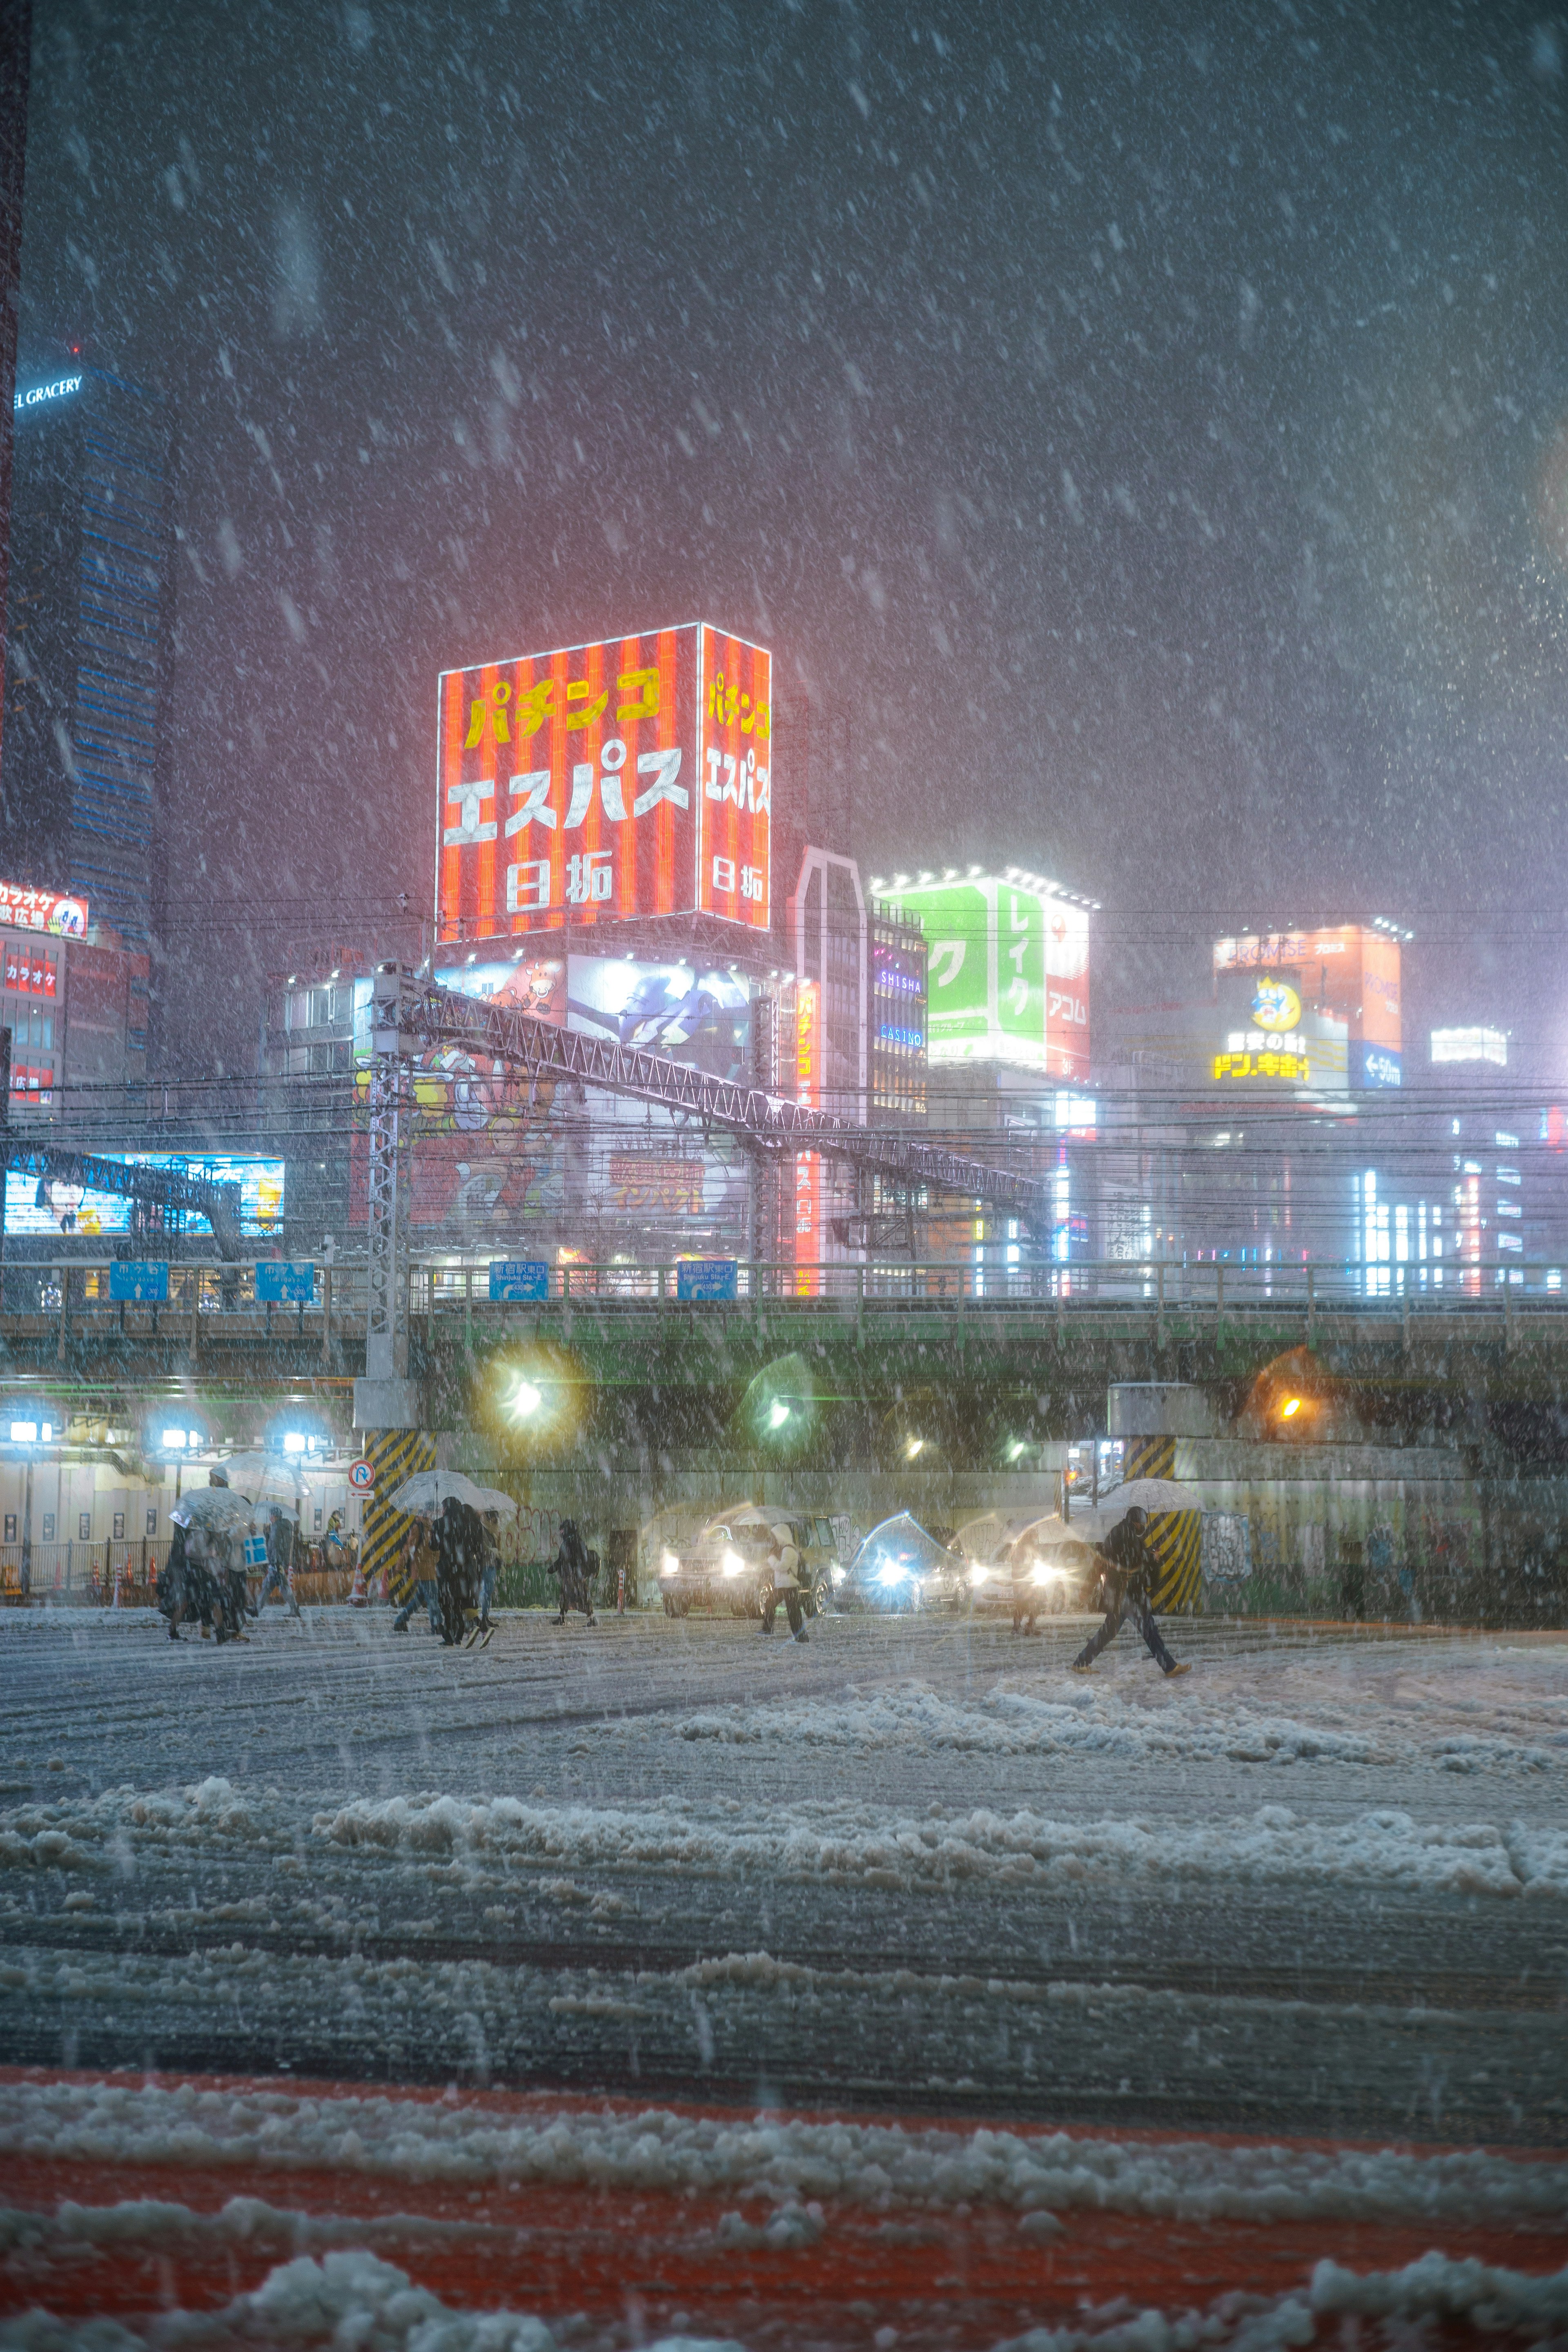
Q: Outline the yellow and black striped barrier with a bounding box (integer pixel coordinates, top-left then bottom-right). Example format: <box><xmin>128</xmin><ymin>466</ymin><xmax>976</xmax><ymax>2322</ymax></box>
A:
<box><xmin>1121</xmin><ymin>1437</ymin><xmax>1202</xmax><ymax>1613</ymax></box>
<box><xmin>1146</xmin><ymin>1510</ymin><xmax>1203</xmax><ymax>1615</ymax></box>
<box><xmin>360</xmin><ymin>1428</ymin><xmax>437</xmax><ymax>1603</ymax></box>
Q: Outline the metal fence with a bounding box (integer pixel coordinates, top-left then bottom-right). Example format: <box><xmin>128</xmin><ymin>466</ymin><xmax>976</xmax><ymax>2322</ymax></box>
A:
<box><xmin>0</xmin><ymin>1538</ymin><xmax>169</xmax><ymax>1598</ymax></box>
<box><xmin>0</xmin><ymin>1255</ymin><xmax>1561</xmax><ymax>1349</ymax></box>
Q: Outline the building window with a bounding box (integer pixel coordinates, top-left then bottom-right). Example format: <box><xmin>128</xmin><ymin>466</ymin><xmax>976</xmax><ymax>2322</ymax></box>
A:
<box><xmin>41</xmin><ymin>1513</ymin><xmax>54</xmax><ymax>1541</ymax></box>
<box><xmin>2</xmin><ymin>1515</ymin><xmax>13</xmax><ymax>1544</ymax></box>
<box><xmin>112</xmin><ymin>1511</ymin><xmax>125</xmax><ymax>1541</ymax></box>
<box><xmin>79</xmin><ymin>1512</ymin><xmax>91</xmax><ymax>1541</ymax></box>
<box><xmin>146</xmin><ymin>1507</ymin><xmax>158</xmax><ymax>1536</ymax></box>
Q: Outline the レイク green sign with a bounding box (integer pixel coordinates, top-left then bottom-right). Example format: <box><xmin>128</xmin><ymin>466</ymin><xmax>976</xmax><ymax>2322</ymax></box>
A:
<box><xmin>878</xmin><ymin>875</ymin><xmax>1090</xmax><ymax>1078</ymax></box>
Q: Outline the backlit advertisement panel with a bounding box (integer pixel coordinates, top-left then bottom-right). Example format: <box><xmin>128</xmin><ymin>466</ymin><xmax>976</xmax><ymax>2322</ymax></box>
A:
<box><xmin>7</xmin><ymin>1155</ymin><xmax>284</xmax><ymax>1238</ymax></box>
<box><xmin>695</xmin><ymin>626</ymin><xmax>771</xmax><ymax>929</ymax></box>
<box><xmin>1213</xmin><ymin>925</ymin><xmax>1402</xmax><ymax>1089</ymax></box>
<box><xmin>566</xmin><ymin>956</ymin><xmax>751</xmax><ymax>1082</ymax></box>
<box><xmin>1212</xmin><ymin>970</ymin><xmax>1348</xmax><ymax>1094</ymax></box>
<box><xmin>878</xmin><ymin>875</ymin><xmax>1089</xmax><ymax>1078</ymax></box>
<box><xmin>435</xmin><ymin>623</ymin><xmax>770</xmax><ymax>942</ymax></box>
<box><xmin>350</xmin><ymin>958</ymin><xmax>567</xmax><ymax>1233</ymax></box>
<box><xmin>349</xmin><ymin>957</ymin><xmax>751</xmax><ymax>1238</ymax></box>
<box><xmin>0</xmin><ymin>881</ymin><xmax>88</xmax><ymax>937</ymax></box>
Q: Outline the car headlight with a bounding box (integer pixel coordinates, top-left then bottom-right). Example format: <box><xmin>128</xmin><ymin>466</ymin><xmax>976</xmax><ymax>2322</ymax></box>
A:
<box><xmin>722</xmin><ymin>1549</ymin><xmax>744</xmax><ymax>1578</ymax></box>
<box><xmin>969</xmin><ymin>1565</ymin><xmax>989</xmax><ymax>1586</ymax></box>
<box><xmin>1031</xmin><ymin>1562</ymin><xmax>1053</xmax><ymax>1587</ymax></box>
<box><xmin>660</xmin><ymin>1551</ymin><xmax>680</xmax><ymax>1578</ymax></box>
<box><xmin>831</xmin><ymin>1564</ymin><xmax>846</xmax><ymax>1585</ymax></box>
<box><xmin>876</xmin><ymin>1561</ymin><xmax>906</xmax><ymax>1587</ymax></box>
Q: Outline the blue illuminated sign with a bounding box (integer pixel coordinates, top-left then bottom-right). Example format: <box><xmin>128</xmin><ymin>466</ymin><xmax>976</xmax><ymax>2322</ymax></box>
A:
<box><xmin>14</xmin><ymin>375</ymin><xmax>83</xmax><ymax>414</ymax></box>
<box><xmin>676</xmin><ymin>1258</ymin><xmax>739</xmax><ymax>1302</ymax></box>
<box><xmin>256</xmin><ymin>1261</ymin><xmax>316</xmax><ymax>1305</ymax></box>
<box><xmin>1358</xmin><ymin>1045</ymin><xmax>1403</xmax><ymax>1090</ymax></box>
<box><xmin>109</xmin><ymin>1261</ymin><xmax>168</xmax><ymax>1303</ymax></box>
<box><xmin>490</xmin><ymin>1258</ymin><xmax>549</xmax><ymax>1303</ymax></box>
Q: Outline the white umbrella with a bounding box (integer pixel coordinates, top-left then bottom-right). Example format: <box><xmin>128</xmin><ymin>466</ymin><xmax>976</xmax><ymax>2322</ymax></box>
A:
<box><xmin>1009</xmin><ymin>1511</ymin><xmax>1106</xmax><ymax>1556</ymax></box>
<box><xmin>385</xmin><ymin>1469</ymin><xmax>517</xmax><ymax>1520</ymax></box>
<box><xmin>1099</xmin><ymin>1476</ymin><xmax>1204</xmax><ymax>1516</ymax></box>
<box><xmin>222</xmin><ymin>1453</ymin><xmax>308</xmax><ymax>1509</ymax></box>
<box><xmin>171</xmin><ymin>1488</ymin><xmax>256</xmax><ymax>1533</ymax></box>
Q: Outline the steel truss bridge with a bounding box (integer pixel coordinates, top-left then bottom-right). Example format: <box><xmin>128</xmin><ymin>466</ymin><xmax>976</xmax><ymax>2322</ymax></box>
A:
<box><xmin>360</xmin><ymin>964</ymin><xmax>1054</xmax><ymax>1390</ymax></box>
<box><xmin>407</xmin><ymin>980</ymin><xmax>1051</xmax><ymax>1220</ymax></box>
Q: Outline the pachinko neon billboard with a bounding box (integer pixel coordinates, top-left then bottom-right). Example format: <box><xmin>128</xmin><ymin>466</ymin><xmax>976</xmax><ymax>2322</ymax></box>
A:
<box><xmin>435</xmin><ymin>624</ymin><xmax>772</xmax><ymax>943</ymax></box>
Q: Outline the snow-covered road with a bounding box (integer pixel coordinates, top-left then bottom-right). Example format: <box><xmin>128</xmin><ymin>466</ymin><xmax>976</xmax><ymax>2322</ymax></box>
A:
<box><xmin>4</xmin><ymin>1609</ymin><xmax>1566</xmax><ymax>2143</ymax></box>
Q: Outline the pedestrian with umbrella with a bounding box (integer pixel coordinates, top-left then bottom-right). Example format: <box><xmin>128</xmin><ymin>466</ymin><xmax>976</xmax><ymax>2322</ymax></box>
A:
<box><xmin>468</xmin><ymin>1509</ymin><xmax>503</xmax><ymax>1646</ymax></box>
<box><xmin>391</xmin><ymin>1513</ymin><xmax>442</xmax><ymax>1635</ymax></box>
<box><xmin>432</xmin><ymin>1495</ymin><xmax>480</xmax><ymax>1644</ymax></box>
<box><xmin>193</xmin><ymin>1471</ymin><xmax>255</xmax><ymax>1642</ymax></box>
<box><xmin>1071</xmin><ymin>1484</ymin><xmax>1198</xmax><ymax>1678</ymax></box>
<box><xmin>381</xmin><ymin>1472</ymin><xmax>516</xmax><ymax>1642</ymax></box>
<box><xmin>254</xmin><ymin>1505</ymin><xmax>302</xmax><ymax>1617</ymax></box>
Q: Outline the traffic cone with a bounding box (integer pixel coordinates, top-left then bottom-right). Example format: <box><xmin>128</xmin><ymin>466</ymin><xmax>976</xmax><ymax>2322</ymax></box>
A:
<box><xmin>348</xmin><ymin>1560</ymin><xmax>368</xmax><ymax>1606</ymax></box>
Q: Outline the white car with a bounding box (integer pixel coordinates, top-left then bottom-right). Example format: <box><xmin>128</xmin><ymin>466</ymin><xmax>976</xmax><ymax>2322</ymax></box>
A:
<box><xmin>962</xmin><ymin>1512</ymin><xmax>1104</xmax><ymax>1628</ymax></box>
<box><xmin>657</xmin><ymin>1504</ymin><xmax>828</xmax><ymax>1621</ymax></box>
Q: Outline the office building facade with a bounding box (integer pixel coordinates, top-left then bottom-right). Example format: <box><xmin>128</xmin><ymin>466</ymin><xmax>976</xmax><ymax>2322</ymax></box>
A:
<box><xmin>2</xmin><ymin>365</ymin><xmax>174</xmax><ymax>953</ymax></box>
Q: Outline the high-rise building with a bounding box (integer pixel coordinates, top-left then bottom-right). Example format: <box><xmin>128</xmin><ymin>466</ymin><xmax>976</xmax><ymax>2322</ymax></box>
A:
<box><xmin>1</xmin><ymin>364</ymin><xmax>175</xmax><ymax>953</ymax></box>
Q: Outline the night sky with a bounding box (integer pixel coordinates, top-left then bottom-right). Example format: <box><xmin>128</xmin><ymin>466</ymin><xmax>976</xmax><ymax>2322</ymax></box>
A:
<box><xmin>14</xmin><ymin>0</ymin><xmax>1568</xmax><ymax>1073</ymax></box>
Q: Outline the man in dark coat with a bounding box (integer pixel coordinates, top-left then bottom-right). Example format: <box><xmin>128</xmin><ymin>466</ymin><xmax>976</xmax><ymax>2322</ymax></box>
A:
<box><xmin>432</xmin><ymin>1497</ymin><xmax>479</xmax><ymax>1645</ymax></box>
<box><xmin>549</xmin><ymin>1518</ymin><xmax>597</xmax><ymax>1625</ymax></box>
<box><xmin>1071</xmin><ymin>1506</ymin><xmax>1192</xmax><ymax>1677</ymax></box>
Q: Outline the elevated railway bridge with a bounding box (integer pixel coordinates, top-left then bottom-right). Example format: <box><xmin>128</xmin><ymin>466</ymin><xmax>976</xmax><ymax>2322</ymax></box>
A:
<box><xmin>2</xmin><ymin>964</ymin><xmax>1566</xmax><ymax>1456</ymax></box>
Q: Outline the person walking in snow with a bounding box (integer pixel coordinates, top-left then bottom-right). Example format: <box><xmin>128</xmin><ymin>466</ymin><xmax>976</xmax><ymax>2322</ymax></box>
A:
<box><xmin>467</xmin><ymin>1509</ymin><xmax>501</xmax><ymax>1646</ymax></box>
<box><xmin>392</xmin><ymin>1514</ymin><xmax>442</xmax><ymax>1635</ymax></box>
<box><xmin>548</xmin><ymin>1517</ymin><xmax>596</xmax><ymax>1625</ymax></box>
<box><xmin>758</xmin><ymin>1522</ymin><xmax>808</xmax><ymax>1642</ymax></box>
<box><xmin>158</xmin><ymin>1519</ymin><xmax>217</xmax><ymax>1641</ymax></box>
<box><xmin>432</xmin><ymin>1495</ymin><xmax>479</xmax><ymax>1644</ymax></box>
<box><xmin>253</xmin><ymin>1507</ymin><xmax>301</xmax><ymax>1617</ymax></box>
<box><xmin>1071</xmin><ymin>1506</ymin><xmax>1191</xmax><ymax>1677</ymax></box>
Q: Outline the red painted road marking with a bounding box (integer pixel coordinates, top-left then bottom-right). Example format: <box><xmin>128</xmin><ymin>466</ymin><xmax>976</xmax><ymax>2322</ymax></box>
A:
<box><xmin>3</xmin><ymin>2071</ymin><xmax>1563</xmax><ymax>2341</ymax></box>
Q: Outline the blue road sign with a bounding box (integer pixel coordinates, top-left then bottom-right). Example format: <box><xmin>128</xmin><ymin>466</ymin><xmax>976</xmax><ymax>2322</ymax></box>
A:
<box><xmin>676</xmin><ymin>1258</ymin><xmax>739</xmax><ymax>1303</ymax></box>
<box><xmin>256</xmin><ymin>1260</ymin><xmax>316</xmax><ymax>1304</ymax></box>
<box><xmin>490</xmin><ymin>1258</ymin><xmax>550</xmax><ymax>1303</ymax></box>
<box><xmin>109</xmin><ymin>1261</ymin><xmax>169</xmax><ymax>1303</ymax></box>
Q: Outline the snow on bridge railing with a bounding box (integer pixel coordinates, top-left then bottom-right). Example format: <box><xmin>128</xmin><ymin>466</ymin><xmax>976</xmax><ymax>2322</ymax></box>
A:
<box><xmin>408</xmin><ymin>1256</ymin><xmax>1568</xmax><ymax>1314</ymax></box>
<box><xmin>1</xmin><ymin>1257</ymin><xmax>1564</xmax><ymax>1335</ymax></box>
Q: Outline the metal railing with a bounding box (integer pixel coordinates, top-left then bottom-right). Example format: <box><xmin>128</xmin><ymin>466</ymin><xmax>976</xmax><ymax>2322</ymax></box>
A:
<box><xmin>0</xmin><ymin>1256</ymin><xmax>1561</xmax><ymax>1352</ymax></box>
<box><xmin>0</xmin><ymin>1538</ymin><xmax>169</xmax><ymax>1597</ymax></box>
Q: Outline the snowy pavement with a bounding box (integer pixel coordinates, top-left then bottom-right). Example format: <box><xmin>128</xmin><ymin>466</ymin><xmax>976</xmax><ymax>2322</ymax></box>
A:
<box><xmin>3</xmin><ymin>1608</ymin><xmax>1566</xmax><ymax>2143</ymax></box>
